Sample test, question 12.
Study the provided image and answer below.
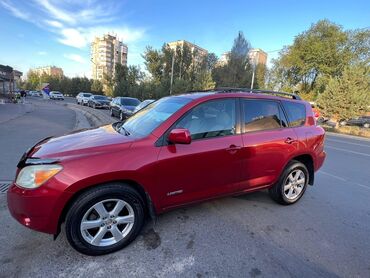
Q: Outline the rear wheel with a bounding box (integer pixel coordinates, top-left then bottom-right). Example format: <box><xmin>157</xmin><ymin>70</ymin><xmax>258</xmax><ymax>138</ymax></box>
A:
<box><xmin>269</xmin><ymin>160</ymin><xmax>308</xmax><ymax>205</ymax></box>
<box><xmin>65</xmin><ymin>184</ymin><xmax>145</xmax><ymax>255</ymax></box>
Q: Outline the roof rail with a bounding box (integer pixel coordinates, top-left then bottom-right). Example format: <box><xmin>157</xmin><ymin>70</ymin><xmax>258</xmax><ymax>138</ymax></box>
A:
<box><xmin>214</xmin><ymin>87</ymin><xmax>302</xmax><ymax>100</ymax></box>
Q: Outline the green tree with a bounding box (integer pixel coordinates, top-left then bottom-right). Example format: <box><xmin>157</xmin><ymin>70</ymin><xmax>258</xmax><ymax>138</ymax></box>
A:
<box><xmin>212</xmin><ymin>31</ymin><xmax>252</xmax><ymax>87</ymax></box>
<box><xmin>317</xmin><ymin>65</ymin><xmax>370</xmax><ymax>122</ymax></box>
<box><xmin>270</xmin><ymin>20</ymin><xmax>350</xmax><ymax>93</ymax></box>
<box><xmin>91</xmin><ymin>79</ymin><xmax>103</xmax><ymax>93</ymax></box>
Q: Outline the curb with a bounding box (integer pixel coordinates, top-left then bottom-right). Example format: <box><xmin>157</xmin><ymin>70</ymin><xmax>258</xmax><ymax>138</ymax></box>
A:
<box><xmin>66</xmin><ymin>103</ymin><xmax>114</xmax><ymax>128</ymax></box>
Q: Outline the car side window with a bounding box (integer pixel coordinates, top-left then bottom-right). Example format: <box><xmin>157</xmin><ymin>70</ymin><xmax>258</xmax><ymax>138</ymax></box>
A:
<box><xmin>175</xmin><ymin>99</ymin><xmax>236</xmax><ymax>140</ymax></box>
<box><xmin>242</xmin><ymin>99</ymin><xmax>286</xmax><ymax>132</ymax></box>
<box><xmin>282</xmin><ymin>101</ymin><xmax>306</xmax><ymax>127</ymax></box>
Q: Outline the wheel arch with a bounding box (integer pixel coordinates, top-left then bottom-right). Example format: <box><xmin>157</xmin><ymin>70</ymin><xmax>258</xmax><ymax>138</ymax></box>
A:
<box><xmin>290</xmin><ymin>154</ymin><xmax>314</xmax><ymax>185</ymax></box>
<box><xmin>56</xmin><ymin>179</ymin><xmax>156</xmax><ymax>238</ymax></box>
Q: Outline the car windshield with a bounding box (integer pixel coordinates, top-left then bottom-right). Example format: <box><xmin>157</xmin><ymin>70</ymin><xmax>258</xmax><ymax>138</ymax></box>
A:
<box><xmin>93</xmin><ymin>95</ymin><xmax>107</xmax><ymax>100</ymax></box>
<box><xmin>119</xmin><ymin>97</ymin><xmax>191</xmax><ymax>137</ymax></box>
<box><xmin>121</xmin><ymin>98</ymin><xmax>140</xmax><ymax>106</ymax></box>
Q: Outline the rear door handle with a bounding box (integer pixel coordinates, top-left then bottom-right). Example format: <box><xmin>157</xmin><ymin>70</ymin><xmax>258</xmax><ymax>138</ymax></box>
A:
<box><xmin>285</xmin><ymin>137</ymin><xmax>296</xmax><ymax>144</ymax></box>
<box><xmin>226</xmin><ymin>145</ymin><xmax>242</xmax><ymax>151</ymax></box>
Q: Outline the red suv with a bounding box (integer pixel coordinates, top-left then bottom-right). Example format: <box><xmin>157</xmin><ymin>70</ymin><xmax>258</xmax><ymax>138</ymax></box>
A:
<box><xmin>8</xmin><ymin>89</ymin><xmax>326</xmax><ymax>255</ymax></box>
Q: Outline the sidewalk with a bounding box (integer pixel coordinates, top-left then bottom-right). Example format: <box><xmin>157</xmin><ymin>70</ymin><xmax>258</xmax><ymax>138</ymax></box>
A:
<box><xmin>0</xmin><ymin>102</ymin><xmax>34</xmax><ymax>124</ymax></box>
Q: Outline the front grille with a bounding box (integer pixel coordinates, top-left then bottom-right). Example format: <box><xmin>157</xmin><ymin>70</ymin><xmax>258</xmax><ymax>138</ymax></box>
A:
<box><xmin>0</xmin><ymin>181</ymin><xmax>12</xmax><ymax>193</ymax></box>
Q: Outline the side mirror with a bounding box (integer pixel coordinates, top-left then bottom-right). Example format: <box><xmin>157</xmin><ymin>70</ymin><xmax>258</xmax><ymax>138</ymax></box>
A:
<box><xmin>168</xmin><ymin>128</ymin><xmax>191</xmax><ymax>144</ymax></box>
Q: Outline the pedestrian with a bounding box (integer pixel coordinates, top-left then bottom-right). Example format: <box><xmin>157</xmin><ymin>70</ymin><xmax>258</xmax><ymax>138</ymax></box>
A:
<box><xmin>20</xmin><ymin>90</ymin><xmax>26</xmax><ymax>104</ymax></box>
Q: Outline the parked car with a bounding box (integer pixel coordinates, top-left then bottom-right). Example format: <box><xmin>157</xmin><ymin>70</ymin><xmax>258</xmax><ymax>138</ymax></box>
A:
<box><xmin>7</xmin><ymin>89</ymin><xmax>326</xmax><ymax>255</ymax></box>
<box><xmin>76</xmin><ymin>92</ymin><xmax>92</xmax><ymax>105</ymax></box>
<box><xmin>49</xmin><ymin>91</ymin><xmax>64</xmax><ymax>100</ymax></box>
<box><xmin>110</xmin><ymin>97</ymin><xmax>141</xmax><ymax>120</ymax></box>
<box><xmin>88</xmin><ymin>95</ymin><xmax>110</xmax><ymax>109</ymax></box>
<box><xmin>340</xmin><ymin>116</ymin><xmax>370</xmax><ymax>128</ymax></box>
<box><xmin>133</xmin><ymin>99</ymin><xmax>155</xmax><ymax>113</ymax></box>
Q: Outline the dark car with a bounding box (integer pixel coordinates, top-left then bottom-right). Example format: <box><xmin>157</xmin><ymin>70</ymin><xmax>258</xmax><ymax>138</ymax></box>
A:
<box><xmin>110</xmin><ymin>97</ymin><xmax>141</xmax><ymax>120</ymax></box>
<box><xmin>88</xmin><ymin>95</ymin><xmax>110</xmax><ymax>109</ymax></box>
<box><xmin>340</xmin><ymin>116</ymin><xmax>370</xmax><ymax>128</ymax></box>
<box><xmin>133</xmin><ymin>99</ymin><xmax>155</xmax><ymax>113</ymax></box>
<box><xmin>8</xmin><ymin>88</ymin><xmax>326</xmax><ymax>255</ymax></box>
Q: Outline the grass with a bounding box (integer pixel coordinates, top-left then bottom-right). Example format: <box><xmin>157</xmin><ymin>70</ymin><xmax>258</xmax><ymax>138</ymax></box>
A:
<box><xmin>322</xmin><ymin>125</ymin><xmax>370</xmax><ymax>138</ymax></box>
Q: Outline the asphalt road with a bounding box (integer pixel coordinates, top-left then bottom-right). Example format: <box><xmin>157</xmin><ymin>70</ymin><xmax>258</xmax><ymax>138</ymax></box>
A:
<box><xmin>0</xmin><ymin>98</ymin><xmax>369</xmax><ymax>277</ymax></box>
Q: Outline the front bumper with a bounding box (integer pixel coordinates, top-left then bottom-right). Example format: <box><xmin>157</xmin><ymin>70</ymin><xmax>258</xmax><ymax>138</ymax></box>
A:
<box><xmin>7</xmin><ymin>181</ymin><xmax>72</xmax><ymax>234</ymax></box>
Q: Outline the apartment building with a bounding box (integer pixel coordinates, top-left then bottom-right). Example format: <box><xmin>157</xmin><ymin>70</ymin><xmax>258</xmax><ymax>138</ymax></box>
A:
<box><xmin>32</xmin><ymin>66</ymin><xmax>64</xmax><ymax>77</ymax></box>
<box><xmin>91</xmin><ymin>34</ymin><xmax>128</xmax><ymax>80</ymax></box>
<box><xmin>167</xmin><ymin>40</ymin><xmax>208</xmax><ymax>63</ymax></box>
<box><xmin>217</xmin><ymin>48</ymin><xmax>268</xmax><ymax>67</ymax></box>
<box><xmin>0</xmin><ymin>64</ymin><xmax>22</xmax><ymax>93</ymax></box>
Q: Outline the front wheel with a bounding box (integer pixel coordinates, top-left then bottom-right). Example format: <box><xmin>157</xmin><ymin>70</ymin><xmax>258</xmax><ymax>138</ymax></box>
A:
<box><xmin>65</xmin><ymin>184</ymin><xmax>145</xmax><ymax>255</ymax></box>
<box><xmin>269</xmin><ymin>160</ymin><xmax>309</xmax><ymax>205</ymax></box>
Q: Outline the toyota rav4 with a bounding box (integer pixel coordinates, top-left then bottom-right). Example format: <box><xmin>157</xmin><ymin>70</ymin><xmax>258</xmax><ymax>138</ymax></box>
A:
<box><xmin>8</xmin><ymin>89</ymin><xmax>326</xmax><ymax>255</ymax></box>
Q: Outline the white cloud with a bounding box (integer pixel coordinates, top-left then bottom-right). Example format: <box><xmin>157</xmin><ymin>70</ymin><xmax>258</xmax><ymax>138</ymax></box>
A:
<box><xmin>44</xmin><ymin>19</ymin><xmax>63</xmax><ymax>28</ymax></box>
<box><xmin>37</xmin><ymin>51</ymin><xmax>47</xmax><ymax>55</ymax></box>
<box><xmin>35</xmin><ymin>0</ymin><xmax>76</xmax><ymax>24</ymax></box>
<box><xmin>0</xmin><ymin>0</ymin><xmax>30</xmax><ymax>21</ymax></box>
<box><xmin>58</xmin><ymin>28</ymin><xmax>87</xmax><ymax>48</ymax></box>
<box><xmin>64</xmin><ymin>53</ymin><xmax>86</xmax><ymax>64</ymax></box>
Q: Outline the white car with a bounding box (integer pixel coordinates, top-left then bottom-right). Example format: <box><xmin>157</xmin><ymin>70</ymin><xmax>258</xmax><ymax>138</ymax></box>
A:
<box><xmin>49</xmin><ymin>91</ymin><xmax>64</xmax><ymax>100</ymax></box>
<box><xmin>76</xmin><ymin>92</ymin><xmax>92</xmax><ymax>105</ymax></box>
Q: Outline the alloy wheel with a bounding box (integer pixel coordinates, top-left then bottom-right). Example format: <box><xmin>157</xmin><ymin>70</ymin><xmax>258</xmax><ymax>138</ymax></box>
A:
<box><xmin>283</xmin><ymin>169</ymin><xmax>306</xmax><ymax>200</ymax></box>
<box><xmin>80</xmin><ymin>199</ymin><xmax>135</xmax><ymax>247</ymax></box>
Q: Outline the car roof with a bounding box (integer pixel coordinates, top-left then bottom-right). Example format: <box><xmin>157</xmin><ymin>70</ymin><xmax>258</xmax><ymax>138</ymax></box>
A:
<box><xmin>173</xmin><ymin>91</ymin><xmax>305</xmax><ymax>103</ymax></box>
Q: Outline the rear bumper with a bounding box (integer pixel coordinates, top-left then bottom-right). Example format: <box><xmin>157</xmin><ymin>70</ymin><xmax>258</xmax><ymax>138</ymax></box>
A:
<box><xmin>7</xmin><ymin>182</ymin><xmax>72</xmax><ymax>234</ymax></box>
<box><xmin>315</xmin><ymin>150</ymin><xmax>326</xmax><ymax>172</ymax></box>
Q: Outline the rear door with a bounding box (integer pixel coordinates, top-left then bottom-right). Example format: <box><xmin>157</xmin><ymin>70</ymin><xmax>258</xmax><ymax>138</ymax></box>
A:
<box><xmin>239</xmin><ymin>99</ymin><xmax>298</xmax><ymax>189</ymax></box>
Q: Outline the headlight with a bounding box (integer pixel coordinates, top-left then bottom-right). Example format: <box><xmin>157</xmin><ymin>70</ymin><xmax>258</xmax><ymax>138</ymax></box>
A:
<box><xmin>16</xmin><ymin>164</ymin><xmax>63</xmax><ymax>189</ymax></box>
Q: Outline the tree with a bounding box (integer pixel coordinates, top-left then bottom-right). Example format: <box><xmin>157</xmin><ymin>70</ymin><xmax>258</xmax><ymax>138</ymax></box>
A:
<box><xmin>270</xmin><ymin>20</ymin><xmax>350</xmax><ymax>93</ymax></box>
<box><xmin>317</xmin><ymin>65</ymin><xmax>370</xmax><ymax>122</ymax></box>
<box><xmin>212</xmin><ymin>31</ymin><xmax>253</xmax><ymax>87</ymax></box>
<box><xmin>91</xmin><ymin>79</ymin><xmax>103</xmax><ymax>93</ymax></box>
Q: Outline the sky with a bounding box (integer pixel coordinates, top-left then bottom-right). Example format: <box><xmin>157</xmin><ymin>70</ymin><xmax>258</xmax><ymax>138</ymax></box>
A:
<box><xmin>0</xmin><ymin>0</ymin><xmax>369</xmax><ymax>78</ymax></box>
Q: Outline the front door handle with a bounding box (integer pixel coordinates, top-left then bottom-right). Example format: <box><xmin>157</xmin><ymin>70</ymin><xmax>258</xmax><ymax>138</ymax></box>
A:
<box><xmin>226</xmin><ymin>145</ymin><xmax>242</xmax><ymax>152</ymax></box>
<box><xmin>285</xmin><ymin>137</ymin><xmax>296</xmax><ymax>144</ymax></box>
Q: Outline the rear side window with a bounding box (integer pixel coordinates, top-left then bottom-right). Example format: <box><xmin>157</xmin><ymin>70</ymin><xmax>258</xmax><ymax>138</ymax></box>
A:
<box><xmin>242</xmin><ymin>100</ymin><xmax>287</xmax><ymax>132</ymax></box>
<box><xmin>282</xmin><ymin>101</ymin><xmax>306</xmax><ymax>127</ymax></box>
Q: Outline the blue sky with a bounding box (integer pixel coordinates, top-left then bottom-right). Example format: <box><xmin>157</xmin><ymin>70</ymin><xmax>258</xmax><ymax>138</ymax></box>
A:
<box><xmin>0</xmin><ymin>0</ymin><xmax>369</xmax><ymax>78</ymax></box>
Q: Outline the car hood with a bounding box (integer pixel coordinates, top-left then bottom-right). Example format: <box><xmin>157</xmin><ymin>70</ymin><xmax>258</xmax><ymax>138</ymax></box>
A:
<box><xmin>94</xmin><ymin>100</ymin><xmax>110</xmax><ymax>104</ymax></box>
<box><xmin>29</xmin><ymin>125</ymin><xmax>135</xmax><ymax>159</ymax></box>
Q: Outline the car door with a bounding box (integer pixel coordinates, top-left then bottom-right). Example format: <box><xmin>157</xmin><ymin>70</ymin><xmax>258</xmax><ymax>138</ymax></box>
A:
<box><xmin>239</xmin><ymin>99</ymin><xmax>298</xmax><ymax>189</ymax></box>
<box><xmin>156</xmin><ymin>98</ymin><xmax>244</xmax><ymax>208</ymax></box>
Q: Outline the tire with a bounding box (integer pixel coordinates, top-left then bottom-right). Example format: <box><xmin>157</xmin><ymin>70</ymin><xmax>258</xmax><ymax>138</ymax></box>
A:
<box><xmin>269</xmin><ymin>160</ymin><xmax>309</xmax><ymax>205</ymax></box>
<box><xmin>65</xmin><ymin>183</ymin><xmax>145</xmax><ymax>256</ymax></box>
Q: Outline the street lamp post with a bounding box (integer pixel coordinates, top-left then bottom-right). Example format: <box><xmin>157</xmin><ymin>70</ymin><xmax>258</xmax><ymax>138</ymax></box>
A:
<box><xmin>250</xmin><ymin>51</ymin><xmax>260</xmax><ymax>90</ymax></box>
<box><xmin>169</xmin><ymin>52</ymin><xmax>175</xmax><ymax>95</ymax></box>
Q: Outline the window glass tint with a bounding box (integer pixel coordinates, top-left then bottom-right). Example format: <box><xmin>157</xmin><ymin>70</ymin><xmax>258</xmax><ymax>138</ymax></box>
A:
<box><xmin>243</xmin><ymin>100</ymin><xmax>283</xmax><ymax>132</ymax></box>
<box><xmin>175</xmin><ymin>99</ymin><xmax>236</xmax><ymax>140</ymax></box>
<box><xmin>122</xmin><ymin>96</ymin><xmax>191</xmax><ymax>137</ymax></box>
<box><xmin>121</xmin><ymin>98</ymin><xmax>140</xmax><ymax>106</ymax></box>
<box><xmin>282</xmin><ymin>101</ymin><xmax>306</xmax><ymax>127</ymax></box>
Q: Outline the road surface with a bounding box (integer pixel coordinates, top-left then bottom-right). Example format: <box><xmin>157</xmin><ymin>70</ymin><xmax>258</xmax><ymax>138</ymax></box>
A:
<box><xmin>0</xmin><ymin>98</ymin><xmax>369</xmax><ymax>277</ymax></box>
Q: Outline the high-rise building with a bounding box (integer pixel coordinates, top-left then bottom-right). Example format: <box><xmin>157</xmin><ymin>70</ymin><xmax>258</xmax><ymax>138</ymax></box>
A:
<box><xmin>167</xmin><ymin>40</ymin><xmax>208</xmax><ymax>64</ymax></box>
<box><xmin>91</xmin><ymin>34</ymin><xmax>128</xmax><ymax>81</ymax></box>
<box><xmin>248</xmin><ymin>48</ymin><xmax>268</xmax><ymax>66</ymax></box>
<box><xmin>32</xmin><ymin>66</ymin><xmax>63</xmax><ymax>77</ymax></box>
<box><xmin>216</xmin><ymin>48</ymin><xmax>268</xmax><ymax>67</ymax></box>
